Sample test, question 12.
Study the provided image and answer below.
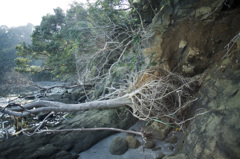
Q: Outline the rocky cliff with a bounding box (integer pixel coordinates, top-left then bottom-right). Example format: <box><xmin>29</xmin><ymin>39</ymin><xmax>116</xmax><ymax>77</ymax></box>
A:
<box><xmin>140</xmin><ymin>0</ymin><xmax>240</xmax><ymax>158</ymax></box>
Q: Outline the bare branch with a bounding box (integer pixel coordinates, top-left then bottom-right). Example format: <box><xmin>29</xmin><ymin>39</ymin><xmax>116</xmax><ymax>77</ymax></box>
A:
<box><xmin>25</xmin><ymin>127</ymin><xmax>143</xmax><ymax>137</ymax></box>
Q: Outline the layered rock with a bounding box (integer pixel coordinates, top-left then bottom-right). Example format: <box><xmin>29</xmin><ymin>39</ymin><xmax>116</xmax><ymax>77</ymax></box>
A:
<box><xmin>0</xmin><ymin>107</ymin><xmax>137</xmax><ymax>159</ymax></box>
<box><xmin>165</xmin><ymin>54</ymin><xmax>240</xmax><ymax>159</ymax></box>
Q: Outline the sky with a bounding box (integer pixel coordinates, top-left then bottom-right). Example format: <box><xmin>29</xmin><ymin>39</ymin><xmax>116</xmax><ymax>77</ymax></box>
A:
<box><xmin>0</xmin><ymin>0</ymin><xmax>89</xmax><ymax>27</ymax></box>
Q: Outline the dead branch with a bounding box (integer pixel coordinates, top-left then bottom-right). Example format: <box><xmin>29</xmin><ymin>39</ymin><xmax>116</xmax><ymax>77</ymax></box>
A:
<box><xmin>23</xmin><ymin>127</ymin><xmax>143</xmax><ymax>137</ymax></box>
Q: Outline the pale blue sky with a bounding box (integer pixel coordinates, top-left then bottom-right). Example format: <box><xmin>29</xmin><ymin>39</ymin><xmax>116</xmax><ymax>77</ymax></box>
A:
<box><xmin>0</xmin><ymin>0</ymin><xmax>89</xmax><ymax>27</ymax></box>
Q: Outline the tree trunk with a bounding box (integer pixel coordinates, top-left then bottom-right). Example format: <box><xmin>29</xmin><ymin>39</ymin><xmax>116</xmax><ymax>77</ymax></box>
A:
<box><xmin>1</xmin><ymin>95</ymin><xmax>132</xmax><ymax>117</ymax></box>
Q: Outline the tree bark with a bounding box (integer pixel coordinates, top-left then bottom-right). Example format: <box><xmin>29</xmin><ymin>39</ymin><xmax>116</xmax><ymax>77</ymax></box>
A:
<box><xmin>1</xmin><ymin>95</ymin><xmax>132</xmax><ymax>117</ymax></box>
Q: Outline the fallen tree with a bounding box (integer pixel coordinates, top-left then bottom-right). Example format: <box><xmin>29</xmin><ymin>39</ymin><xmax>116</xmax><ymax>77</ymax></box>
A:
<box><xmin>1</xmin><ymin>68</ymin><xmax>198</xmax><ymax>128</ymax></box>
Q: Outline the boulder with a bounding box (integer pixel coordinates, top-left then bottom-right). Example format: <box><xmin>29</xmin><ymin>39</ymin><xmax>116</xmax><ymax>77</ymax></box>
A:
<box><xmin>109</xmin><ymin>136</ymin><xmax>128</xmax><ymax>155</ymax></box>
<box><xmin>145</xmin><ymin>140</ymin><xmax>156</xmax><ymax>149</ymax></box>
<box><xmin>147</xmin><ymin>121</ymin><xmax>172</xmax><ymax>140</ymax></box>
<box><xmin>195</xmin><ymin>7</ymin><xmax>212</xmax><ymax>18</ymax></box>
<box><xmin>125</xmin><ymin>135</ymin><xmax>141</xmax><ymax>149</ymax></box>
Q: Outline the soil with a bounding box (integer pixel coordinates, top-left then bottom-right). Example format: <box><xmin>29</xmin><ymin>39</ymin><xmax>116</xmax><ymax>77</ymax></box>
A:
<box><xmin>161</xmin><ymin>6</ymin><xmax>240</xmax><ymax>75</ymax></box>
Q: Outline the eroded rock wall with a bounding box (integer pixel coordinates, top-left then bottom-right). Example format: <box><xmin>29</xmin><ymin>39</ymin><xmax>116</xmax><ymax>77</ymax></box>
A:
<box><xmin>140</xmin><ymin>0</ymin><xmax>240</xmax><ymax>158</ymax></box>
<box><xmin>142</xmin><ymin>0</ymin><xmax>240</xmax><ymax>76</ymax></box>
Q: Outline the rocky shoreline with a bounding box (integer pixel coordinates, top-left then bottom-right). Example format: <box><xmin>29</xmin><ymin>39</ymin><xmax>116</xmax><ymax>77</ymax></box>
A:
<box><xmin>79</xmin><ymin>121</ymin><xmax>183</xmax><ymax>159</ymax></box>
<box><xmin>0</xmin><ymin>106</ymin><xmax>137</xmax><ymax>159</ymax></box>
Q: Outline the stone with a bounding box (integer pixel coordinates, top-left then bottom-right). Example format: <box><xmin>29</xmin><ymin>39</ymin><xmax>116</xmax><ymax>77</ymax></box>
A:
<box><xmin>156</xmin><ymin>152</ymin><xmax>165</xmax><ymax>159</ymax></box>
<box><xmin>152</xmin><ymin>4</ymin><xmax>173</xmax><ymax>27</ymax></box>
<box><xmin>182</xmin><ymin>64</ymin><xmax>195</xmax><ymax>75</ymax></box>
<box><xmin>148</xmin><ymin>121</ymin><xmax>171</xmax><ymax>140</ymax></box>
<box><xmin>178</xmin><ymin>40</ymin><xmax>187</xmax><ymax>49</ymax></box>
<box><xmin>195</xmin><ymin>7</ymin><xmax>212</xmax><ymax>18</ymax></box>
<box><xmin>145</xmin><ymin>140</ymin><xmax>156</xmax><ymax>149</ymax></box>
<box><xmin>179</xmin><ymin>46</ymin><xmax>208</xmax><ymax>76</ymax></box>
<box><xmin>125</xmin><ymin>135</ymin><xmax>141</xmax><ymax>149</ymax></box>
<box><xmin>109</xmin><ymin>136</ymin><xmax>128</xmax><ymax>155</ymax></box>
<box><xmin>177</xmin><ymin>40</ymin><xmax>188</xmax><ymax>57</ymax></box>
<box><xmin>185</xmin><ymin>48</ymin><xmax>200</xmax><ymax>62</ymax></box>
<box><xmin>165</xmin><ymin>136</ymin><xmax>178</xmax><ymax>144</ymax></box>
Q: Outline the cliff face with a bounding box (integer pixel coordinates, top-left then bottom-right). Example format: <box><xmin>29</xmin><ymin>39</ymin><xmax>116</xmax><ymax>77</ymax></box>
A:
<box><xmin>176</xmin><ymin>52</ymin><xmax>240</xmax><ymax>159</ymax></box>
<box><xmin>143</xmin><ymin>0</ymin><xmax>240</xmax><ymax>76</ymax></box>
<box><xmin>141</xmin><ymin>0</ymin><xmax>240</xmax><ymax>158</ymax></box>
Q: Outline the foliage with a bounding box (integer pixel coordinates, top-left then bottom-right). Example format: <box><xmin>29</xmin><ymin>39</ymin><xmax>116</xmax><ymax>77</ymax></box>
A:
<box><xmin>0</xmin><ymin>24</ymin><xmax>33</xmax><ymax>84</ymax></box>
<box><xmin>14</xmin><ymin>0</ymin><xmax>146</xmax><ymax>87</ymax></box>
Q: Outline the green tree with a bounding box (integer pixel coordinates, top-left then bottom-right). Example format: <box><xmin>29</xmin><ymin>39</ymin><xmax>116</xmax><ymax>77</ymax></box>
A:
<box><xmin>15</xmin><ymin>8</ymin><xmax>73</xmax><ymax>78</ymax></box>
<box><xmin>0</xmin><ymin>24</ymin><xmax>34</xmax><ymax>96</ymax></box>
<box><xmin>14</xmin><ymin>0</ymin><xmax>142</xmax><ymax>83</ymax></box>
<box><xmin>0</xmin><ymin>24</ymin><xmax>33</xmax><ymax>82</ymax></box>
